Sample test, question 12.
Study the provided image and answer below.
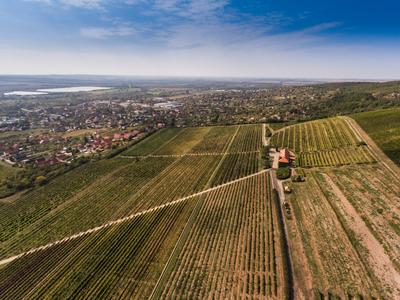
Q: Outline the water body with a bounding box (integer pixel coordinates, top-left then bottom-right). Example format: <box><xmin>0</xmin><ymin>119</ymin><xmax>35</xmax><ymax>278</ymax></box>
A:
<box><xmin>4</xmin><ymin>86</ymin><xmax>111</xmax><ymax>96</ymax></box>
<box><xmin>37</xmin><ymin>86</ymin><xmax>111</xmax><ymax>93</ymax></box>
<box><xmin>4</xmin><ymin>91</ymin><xmax>48</xmax><ymax>96</ymax></box>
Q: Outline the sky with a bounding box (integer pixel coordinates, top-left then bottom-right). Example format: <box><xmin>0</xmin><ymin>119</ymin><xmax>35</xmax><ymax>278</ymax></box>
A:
<box><xmin>0</xmin><ymin>0</ymin><xmax>400</xmax><ymax>79</ymax></box>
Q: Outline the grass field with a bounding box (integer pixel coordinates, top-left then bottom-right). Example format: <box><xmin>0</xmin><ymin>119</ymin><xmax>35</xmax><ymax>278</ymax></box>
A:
<box><xmin>0</xmin><ymin>161</ymin><xmax>19</xmax><ymax>198</ymax></box>
<box><xmin>352</xmin><ymin>107</ymin><xmax>400</xmax><ymax>165</ymax></box>
<box><xmin>271</xmin><ymin>117</ymin><xmax>376</xmax><ymax>167</ymax></box>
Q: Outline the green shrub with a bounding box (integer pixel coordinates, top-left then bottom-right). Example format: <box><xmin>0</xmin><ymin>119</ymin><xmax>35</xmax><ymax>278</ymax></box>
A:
<box><xmin>291</xmin><ymin>175</ymin><xmax>305</xmax><ymax>182</ymax></box>
<box><xmin>276</xmin><ymin>167</ymin><xmax>291</xmax><ymax>180</ymax></box>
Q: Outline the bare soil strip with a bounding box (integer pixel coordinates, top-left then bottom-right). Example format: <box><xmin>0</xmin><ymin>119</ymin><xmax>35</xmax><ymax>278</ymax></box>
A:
<box><xmin>323</xmin><ymin>174</ymin><xmax>400</xmax><ymax>298</ymax></box>
<box><xmin>119</xmin><ymin>150</ymin><xmax>259</xmax><ymax>159</ymax></box>
<box><xmin>262</xmin><ymin>123</ymin><xmax>268</xmax><ymax>146</ymax></box>
<box><xmin>0</xmin><ymin>169</ymin><xmax>268</xmax><ymax>267</ymax></box>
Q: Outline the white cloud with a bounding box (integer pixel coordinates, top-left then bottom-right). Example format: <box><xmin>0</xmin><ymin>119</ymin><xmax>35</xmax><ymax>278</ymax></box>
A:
<box><xmin>80</xmin><ymin>26</ymin><xmax>136</xmax><ymax>38</ymax></box>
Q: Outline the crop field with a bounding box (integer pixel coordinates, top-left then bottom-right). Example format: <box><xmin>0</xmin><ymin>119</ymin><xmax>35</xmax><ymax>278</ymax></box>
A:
<box><xmin>271</xmin><ymin>117</ymin><xmax>376</xmax><ymax>167</ymax></box>
<box><xmin>287</xmin><ymin>165</ymin><xmax>400</xmax><ymax>299</ymax></box>
<box><xmin>0</xmin><ymin>158</ymin><xmax>130</xmax><ymax>243</ymax></box>
<box><xmin>123</xmin><ymin>128</ymin><xmax>183</xmax><ymax>156</ymax></box>
<box><xmin>0</xmin><ymin>125</ymin><xmax>263</xmax><ymax>259</ymax></box>
<box><xmin>0</xmin><ymin>199</ymin><xmax>197</xmax><ymax>299</ymax></box>
<box><xmin>297</xmin><ymin>146</ymin><xmax>375</xmax><ymax>167</ymax></box>
<box><xmin>2</xmin><ymin>119</ymin><xmax>398</xmax><ymax>299</ymax></box>
<box><xmin>229</xmin><ymin>124</ymin><xmax>262</xmax><ymax>152</ymax></box>
<box><xmin>0</xmin><ymin>155</ymin><xmax>223</xmax><ymax>258</ymax></box>
<box><xmin>189</xmin><ymin>126</ymin><xmax>238</xmax><ymax>153</ymax></box>
<box><xmin>211</xmin><ymin>152</ymin><xmax>260</xmax><ymax>186</ymax></box>
<box><xmin>154</xmin><ymin>127</ymin><xmax>212</xmax><ymax>155</ymax></box>
<box><xmin>352</xmin><ymin>107</ymin><xmax>400</xmax><ymax>165</ymax></box>
<box><xmin>151</xmin><ymin>172</ymin><xmax>288</xmax><ymax>299</ymax></box>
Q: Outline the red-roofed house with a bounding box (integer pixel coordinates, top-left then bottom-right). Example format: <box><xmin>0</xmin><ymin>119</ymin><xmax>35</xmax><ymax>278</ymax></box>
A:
<box><xmin>279</xmin><ymin>148</ymin><xmax>296</xmax><ymax>167</ymax></box>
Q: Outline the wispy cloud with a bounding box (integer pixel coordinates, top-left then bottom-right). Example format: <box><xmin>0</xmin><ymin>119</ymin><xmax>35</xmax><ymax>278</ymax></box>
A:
<box><xmin>60</xmin><ymin>0</ymin><xmax>103</xmax><ymax>9</ymax></box>
<box><xmin>24</xmin><ymin>0</ymin><xmax>104</xmax><ymax>9</ymax></box>
<box><xmin>24</xmin><ymin>0</ymin><xmax>52</xmax><ymax>4</ymax></box>
<box><xmin>80</xmin><ymin>26</ymin><xmax>136</xmax><ymax>38</ymax></box>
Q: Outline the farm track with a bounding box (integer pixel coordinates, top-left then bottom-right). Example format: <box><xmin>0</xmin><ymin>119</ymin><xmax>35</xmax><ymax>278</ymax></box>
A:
<box><xmin>269</xmin><ymin>170</ymin><xmax>295</xmax><ymax>300</ymax></box>
<box><xmin>119</xmin><ymin>150</ymin><xmax>260</xmax><ymax>159</ymax></box>
<box><xmin>0</xmin><ymin>170</ymin><xmax>269</xmax><ymax>267</ymax></box>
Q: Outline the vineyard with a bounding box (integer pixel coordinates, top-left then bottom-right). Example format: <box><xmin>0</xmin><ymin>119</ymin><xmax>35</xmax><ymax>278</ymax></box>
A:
<box><xmin>0</xmin><ymin>171</ymin><xmax>289</xmax><ymax>299</ymax></box>
<box><xmin>0</xmin><ymin>157</ymin><xmax>130</xmax><ymax>243</ymax></box>
<box><xmin>0</xmin><ymin>199</ymin><xmax>198</xmax><ymax>299</ymax></box>
<box><xmin>287</xmin><ymin>165</ymin><xmax>400</xmax><ymax>299</ymax></box>
<box><xmin>0</xmin><ymin>124</ymin><xmax>263</xmax><ymax>259</ymax></box>
<box><xmin>123</xmin><ymin>128</ymin><xmax>183</xmax><ymax>156</ymax></box>
<box><xmin>229</xmin><ymin>124</ymin><xmax>262</xmax><ymax>152</ymax></box>
<box><xmin>1</xmin><ymin>119</ymin><xmax>398</xmax><ymax>299</ymax></box>
<box><xmin>297</xmin><ymin>146</ymin><xmax>375</xmax><ymax>167</ymax></box>
<box><xmin>211</xmin><ymin>152</ymin><xmax>260</xmax><ymax>186</ymax></box>
<box><xmin>271</xmin><ymin>117</ymin><xmax>376</xmax><ymax>167</ymax></box>
<box><xmin>151</xmin><ymin>172</ymin><xmax>287</xmax><ymax>299</ymax></box>
<box><xmin>0</xmin><ymin>155</ymin><xmax>222</xmax><ymax>258</ymax></box>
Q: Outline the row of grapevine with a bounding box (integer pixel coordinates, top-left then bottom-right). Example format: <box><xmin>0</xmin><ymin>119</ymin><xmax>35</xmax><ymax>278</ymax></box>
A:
<box><xmin>190</xmin><ymin>126</ymin><xmax>238</xmax><ymax>154</ymax></box>
<box><xmin>271</xmin><ymin>118</ymin><xmax>359</xmax><ymax>153</ymax></box>
<box><xmin>123</xmin><ymin>128</ymin><xmax>183</xmax><ymax>156</ymax></box>
<box><xmin>288</xmin><ymin>172</ymin><xmax>380</xmax><ymax>298</ymax></box>
<box><xmin>297</xmin><ymin>146</ymin><xmax>376</xmax><ymax>168</ymax></box>
<box><xmin>152</xmin><ymin>172</ymin><xmax>287</xmax><ymax>299</ymax></box>
<box><xmin>324</xmin><ymin>166</ymin><xmax>400</xmax><ymax>273</ymax></box>
<box><xmin>211</xmin><ymin>152</ymin><xmax>260</xmax><ymax>186</ymax></box>
<box><xmin>229</xmin><ymin>124</ymin><xmax>263</xmax><ymax>153</ymax></box>
<box><xmin>0</xmin><ymin>157</ymin><xmax>129</xmax><ymax>244</ymax></box>
<box><xmin>1</xmin><ymin>155</ymin><xmax>222</xmax><ymax>258</ymax></box>
<box><xmin>154</xmin><ymin>127</ymin><xmax>211</xmax><ymax>155</ymax></box>
<box><xmin>0</xmin><ymin>199</ymin><xmax>197</xmax><ymax>299</ymax></box>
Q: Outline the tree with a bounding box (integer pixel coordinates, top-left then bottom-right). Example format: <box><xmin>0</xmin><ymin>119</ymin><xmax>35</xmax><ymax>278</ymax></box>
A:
<box><xmin>35</xmin><ymin>175</ymin><xmax>48</xmax><ymax>186</ymax></box>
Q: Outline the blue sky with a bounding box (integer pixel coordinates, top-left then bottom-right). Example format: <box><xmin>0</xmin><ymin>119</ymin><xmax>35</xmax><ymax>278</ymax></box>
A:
<box><xmin>1</xmin><ymin>0</ymin><xmax>399</xmax><ymax>78</ymax></box>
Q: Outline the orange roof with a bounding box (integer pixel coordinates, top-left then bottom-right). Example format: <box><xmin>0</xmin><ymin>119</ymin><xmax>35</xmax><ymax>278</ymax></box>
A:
<box><xmin>279</xmin><ymin>157</ymin><xmax>289</xmax><ymax>164</ymax></box>
<box><xmin>279</xmin><ymin>148</ymin><xmax>290</xmax><ymax>159</ymax></box>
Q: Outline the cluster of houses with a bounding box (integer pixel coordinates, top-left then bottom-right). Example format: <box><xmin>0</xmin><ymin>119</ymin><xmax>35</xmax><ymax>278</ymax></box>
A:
<box><xmin>0</xmin><ymin>124</ymin><xmax>164</xmax><ymax>168</ymax></box>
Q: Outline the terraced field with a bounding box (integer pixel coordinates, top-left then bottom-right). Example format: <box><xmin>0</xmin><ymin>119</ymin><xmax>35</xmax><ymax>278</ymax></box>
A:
<box><xmin>271</xmin><ymin>117</ymin><xmax>376</xmax><ymax>167</ymax></box>
<box><xmin>287</xmin><ymin>165</ymin><xmax>400</xmax><ymax>299</ymax></box>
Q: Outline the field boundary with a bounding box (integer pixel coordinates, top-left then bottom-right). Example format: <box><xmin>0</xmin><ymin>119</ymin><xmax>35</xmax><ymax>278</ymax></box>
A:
<box><xmin>0</xmin><ymin>169</ymin><xmax>268</xmax><ymax>267</ymax></box>
<box><xmin>119</xmin><ymin>150</ymin><xmax>259</xmax><ymax>159</ymax></box>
